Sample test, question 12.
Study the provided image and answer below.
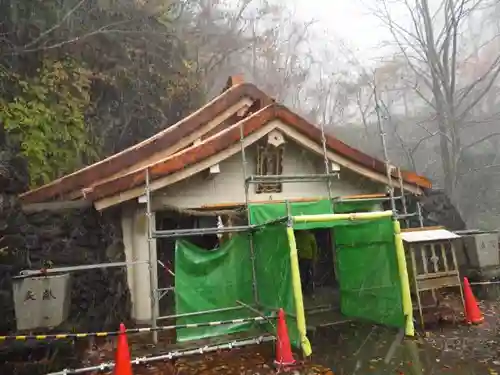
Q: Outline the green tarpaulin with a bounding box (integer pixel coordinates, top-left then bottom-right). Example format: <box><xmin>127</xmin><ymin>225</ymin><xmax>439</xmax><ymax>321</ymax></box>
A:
<box><xmin>249</xmin><ymin>200</ymin><xmax>334</xmax><ymax>226</ymax></box>
<box><xmin>333</xmin><ymin>201</ymin><xmax>382</xmax><ymax>213</ymax></box>
<box><xmin>253</xmin><ymin>224</ymin><xmax>300</xmax><ymax>347</ymax></box>
<box><xmin>174</xmin><ymin>234</ymin><xmax>255</xmax><ymax>342</ymax></box>
<box><xmin>334</xmin><ymin>217</ymin><xmax>405</xmax><ymax>328</ymax></box>
<box><xmin>249</xmin><ymin>199</ymin><xmax>381</xmax><ymax>227</ymax></box>
<box><xmin>173</xmin><ymin>199</ymin><xmax>405</xmax><ymax>345</ymax></box>
<box><xmin>249</xmin><ymin>200</ymin><xmax>405</xmax><ymax>329</ymax></box>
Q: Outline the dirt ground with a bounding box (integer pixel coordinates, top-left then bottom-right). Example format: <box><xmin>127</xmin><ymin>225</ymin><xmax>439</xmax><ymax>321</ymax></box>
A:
<box><xmin>155</xmin><ymin>292</ymin><xmax>500</xmax><ymax>375</ymax></box>
<box><xmin>310</xmin><ymin>295</ymin><xmax>500</xmax><ymax>375</ymax></box>
<box><xmin>77</xmin><ymin>331</ymin><xmax>334</xmax><ymax>375</ymax></box>
<box><xmin>81</xmin><ymin>343</ymin><xmax>334</xmax><ymax>375</ymax></box>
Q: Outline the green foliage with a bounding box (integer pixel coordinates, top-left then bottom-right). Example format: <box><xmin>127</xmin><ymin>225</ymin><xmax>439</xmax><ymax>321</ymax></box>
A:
<box><xmin>0</xmin><ymin>59</ymin><xmax>97</xmax><ymax>187</ymax></box>
<box><xmin>0</xmin><ymin>0</ymin><xmax>204</xmax><ymax>187</ymax></box>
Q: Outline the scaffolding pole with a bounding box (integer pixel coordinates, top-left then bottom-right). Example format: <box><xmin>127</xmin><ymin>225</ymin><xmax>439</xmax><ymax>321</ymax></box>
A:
<box><xmin>319</xmin><ymin>119</ymin><xmax>334</xmax><ymax>209</ymax></box>
<box><xmin>153</xmin><ymin>225</ymin><xmax>253</xmax><ymax>239</ymax></box>
<box><xmin>145</xmin><ymin>169</ymin><xmax>159</xmax><ymax>344</ymax></box>
<box><xmin>373</xmin><ymin>83</ymin><xmax>396</xmax><ymax>215</ymax></box>
<box><xmin>17</xmin><ymin>261</ymin><xmax>148</xmax><ymax>277</ymax></box>
<box><xmin>158</xmin><ymin>305</ymin><xmax>246</xmax><ymax>321</ymax></box>
<box><xmin>397</xmin><ymin>168</ymin><xmax>410</xmax><ymax>228</ymax></box>
<box><xmin>240</xmin><ymin>122</ymin><xmax>259</xmax><ymax>306</ymax></box>
<box><xmin>333</xmin><ymin>196</ymin><xmax>403</xmax><ymax>204</ymax></box>
<box><xmin>416</xmin><ymin>201</ymin><xmax>424</xmax><ymax>227</ymax></box>
<box><xmin>373</xmin><ymin>81</ymin><xmax>422</xmax><ymax>228</ymax></box>
<box><xmin>397</xmin><ymin>168</ymin><xmax>408</xmax><ymax>216</ymax></box>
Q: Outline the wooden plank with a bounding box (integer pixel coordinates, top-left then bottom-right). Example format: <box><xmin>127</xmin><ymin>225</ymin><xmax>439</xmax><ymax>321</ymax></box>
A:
<box><xmin>417</xmin><ymin>276</ymin><xmax>461</xmax><ymax>291</ymax></box>
<box><xmin>340</xmin><ymin>193</ymin><xmax>387</xmax><ymax>199</ymax></box>
<box><xmin>416</xmin><ymin>271</ymin><xmax>459</xmax><ymax>280</ymax></box>
<box><xmin>401</xmin><ymin>226</ymin><xmax>445</xmax><ymax>233</ymax></box>
<box><xmin>149</xmin><ymin>194</ymin><xmax>391</xmax><ymax>211</ymax></box>
<box><xmin>196</xmin><ymin>196</ymin><xmax>330</xmax><ymax>210</ymax></box>
<box><xmin>21</xmin><ymin>200</ymin><xmax>92</xmax><ymax>213</ymax></box>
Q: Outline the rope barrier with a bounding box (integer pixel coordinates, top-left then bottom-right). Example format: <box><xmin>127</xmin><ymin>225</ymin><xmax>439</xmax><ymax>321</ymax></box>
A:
<box><xmin>469</xmin><ymin>280</ymin><xmax>500</xmax><ymax>286</ymax></box>
<box><xmin>0</xmin><ymin>315</ymin><xmax>275</xmax><ymax>342</ymax></box>
<box><xmin>44</xmin><ymin>335</ymin><xmax>275</xmax><ymax>375</ymax></box>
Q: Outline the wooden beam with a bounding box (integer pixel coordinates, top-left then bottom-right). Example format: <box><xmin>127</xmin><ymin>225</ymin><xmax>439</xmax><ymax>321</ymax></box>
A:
<box><xmin>21</xmin><ymin>200</ymin><xmax>92</xmax><ymax>213</ymax></box>
<box><xmin>196</xmin><ymin>197</ymin><xmax>330</xmax><ymax>210</ymax></box>
<box><xmin>149</xmin><ymin>195</ymin><xmax>392</xmax><ymax>211</ymax></box>
<box><xmin>340</xmin><ymin>193</ymin><xmax>387</xmax><ymax>200</ymax></box>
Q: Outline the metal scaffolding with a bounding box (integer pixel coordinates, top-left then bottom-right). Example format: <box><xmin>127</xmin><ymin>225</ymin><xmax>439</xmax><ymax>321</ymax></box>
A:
<box><xmin>143</xmin><ymin>119</ymin><xmax>344</xmax><ymax>343</ymax></box>
<box><xmin>373</xmin><ymin>82</ymin><xmax>423</xmax><ymax>227</ymax></box>
<box><xmin>143</xmin><ymin>100</ymin><xmax>424</xmax><ymax>344</ymax></box>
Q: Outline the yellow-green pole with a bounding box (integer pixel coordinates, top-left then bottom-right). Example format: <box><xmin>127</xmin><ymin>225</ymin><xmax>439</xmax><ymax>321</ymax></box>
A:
<box><xmin>404</xmin><ymin>339</ymin><xmax>424</xmax><ymax>375</ymax></box>
<box><xmin>293</xmin><ymin>210</ymin><xmax>392</xmax><ymax>224</ymax></box>
<box><xmin>393</xmin><ymin>219</ymin><xmax>414</xmax><ymax>336</ymax></box>
<box><xmin>286</xmin><ymin>227</ymin><xmax>312</xmax><ymax>357</ymax></box>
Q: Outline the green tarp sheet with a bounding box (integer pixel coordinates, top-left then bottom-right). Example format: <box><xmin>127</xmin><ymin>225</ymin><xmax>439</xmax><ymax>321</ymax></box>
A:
<box><xmin>249</xmin><ymin>199</ymin><xmax>380</xmax><ymax>227</ymax></box>
<box><xmin>335</xmin><ymin>217</ymin><xmax>405</xmax><ymax>328</ymax></box>
<box><xmin>174</xmin><ymin>234</ymin><xmax>255</xmax><ymax>342</ymax></box>
<box><xmin>249</xmin><ymin>200</ymin><xmax>405</xmax><ymax>329</ymax></box>
<box><xmin>334</xmin><ymin>201</ymin><xmax>381</xmax><ymax>213</ymax></box>
<box><xmin>253</xmin><ymin>224</ymin><xmax>300</xmax><ymax>348</ymax></box>
<box><xmin>173</xmin><ymin>199</ymin><xmax>404</xmax><ymax>344</ymax></box>
<box><xmin>249</xmin><ymin>200</ymin><xmax>334</xmax><ymax>225</ymax></box>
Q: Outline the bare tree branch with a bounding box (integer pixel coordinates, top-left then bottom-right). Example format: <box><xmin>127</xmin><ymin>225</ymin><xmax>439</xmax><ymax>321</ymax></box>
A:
<box><xmin>22</xmin><ymin>0</ymin><xmax>88</xmax><ymax>49</ymax></box>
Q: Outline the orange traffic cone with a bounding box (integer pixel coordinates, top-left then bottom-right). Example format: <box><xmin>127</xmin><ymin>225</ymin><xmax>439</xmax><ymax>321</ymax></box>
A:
<box><xmin>274</xmin><ymin>308</ymin><xmax>296</xmax><ymax>367</ymax></box>
<box><xmin>463</xmin><ymin>277</ymin><xmax>484</xmax><ymax>324</ymax></box>
<box><xmin>114</xmin><ymin>323</ymin><xmax>133</xmax><ymax>375</ymax></box>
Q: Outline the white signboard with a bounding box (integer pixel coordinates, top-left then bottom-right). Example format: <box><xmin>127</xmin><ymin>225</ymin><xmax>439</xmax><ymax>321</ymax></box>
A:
<box><xmin>12</xmin><ymin>273</ymin><xmax>71</xmax><ymax>331</ymax></box>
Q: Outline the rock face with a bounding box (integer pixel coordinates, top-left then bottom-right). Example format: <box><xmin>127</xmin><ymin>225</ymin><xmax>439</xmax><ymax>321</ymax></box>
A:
<box><xmin>419</xmin><ymin>189</ymin><xmax>467</xmax><ymax>231</ymax></box>
<box><xmin>0</xmin><ymin>135</ymin><xmax>131</xmax><ymax>374</ymax></box>
<box><xmin>1</xmin><ymin>202</ymin><xmax>132</xmax><ymax>334</ymax></box>
<box><xmin>388</xmin><ymin>189</ymin><xmax>467</xmax><ymax>231</ymax></box>
<box><xmin>0</xmin><ymin>203</ymin><xmax>132</xmax><ymax>374</ymax></box>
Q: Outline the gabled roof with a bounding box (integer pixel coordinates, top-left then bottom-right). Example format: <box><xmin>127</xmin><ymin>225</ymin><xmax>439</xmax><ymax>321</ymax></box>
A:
<box><xmin>82</xmin><ymin>103</ymin><xmax>431</xmax><ymax>204</ymax></box>
<box><xmin>19</xmin><ymin>77</ymin><xmax>432</xmax><ymax>209</ymax></box>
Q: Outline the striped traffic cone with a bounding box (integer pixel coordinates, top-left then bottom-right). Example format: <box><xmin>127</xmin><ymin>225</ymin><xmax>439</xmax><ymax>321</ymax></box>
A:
<box><xmin>463</xmin><ymin>277</ymin><xmax>484</xmax><ymax>324</ymax></box>
<box><xmin>274</xmin><ymin>308</ymin><xmax>296</xmax><ymax>367</ymax></box>
<box><xmin>114</xmin><ymin>323</ymin><xmax>133</xmax><ymax>375</ymax></box>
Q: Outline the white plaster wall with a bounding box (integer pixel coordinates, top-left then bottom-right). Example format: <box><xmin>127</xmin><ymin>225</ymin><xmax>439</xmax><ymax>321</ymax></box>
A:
<box><xmin>121</xmin><ymin>204</ymin><xmax>158</xmax><ymax>323</ymax></box>
<box><xmin>153</xmin><ymin>139</ymin><xmax>385</xmax><ymax>208</ymax></box>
